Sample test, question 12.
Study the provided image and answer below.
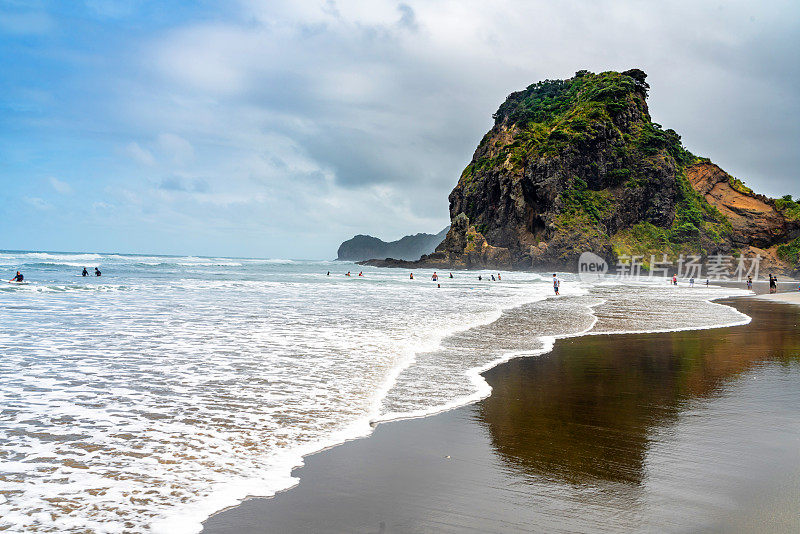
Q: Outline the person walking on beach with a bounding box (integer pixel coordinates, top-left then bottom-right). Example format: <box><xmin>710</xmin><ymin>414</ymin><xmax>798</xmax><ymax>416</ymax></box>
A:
<box><xmin>769</xmin><ymin>274</ymin><xmax>777</xmax><ymax>294</ymax></box>
<box><xmin>82</xmin><ymin>267</ymin><xmax>88</xmax><ymax>277</ymax></box>
<box><xmin>672</xmin><ymin>275</ymin><xmax>677</xmax><ymax>286</ymax></box>
<box><xmin>94</xmin><ymin>267</ymin><xmax>101</xmax><ymax>277</ymax></box>
<box><xmin>746</xmin><ymin>276</ymin><xmax>752</xmax><ymax>290</ymax></box>
<box><xmin>9</xmin><ymin>271</ymin><xmax>23</xmax><ymax>283</ymax></box>
<box><xmin>553</xmin><ymin>273</ymin><xmax>560</xmax><ymax>295</ymax></box>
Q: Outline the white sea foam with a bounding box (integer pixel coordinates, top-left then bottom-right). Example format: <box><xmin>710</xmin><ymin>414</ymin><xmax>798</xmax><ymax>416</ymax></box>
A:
<box><xmin>0</xmin><ymin>253</ymin><xmax>753</xmax><ymax>533</ymax></box>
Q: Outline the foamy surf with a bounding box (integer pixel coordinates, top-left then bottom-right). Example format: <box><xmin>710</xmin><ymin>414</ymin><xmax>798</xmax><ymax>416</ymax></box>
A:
<box><xmin>0</xmin><ymin>251</ymin><xmax>753</xmax><ymax>533</ymax></box>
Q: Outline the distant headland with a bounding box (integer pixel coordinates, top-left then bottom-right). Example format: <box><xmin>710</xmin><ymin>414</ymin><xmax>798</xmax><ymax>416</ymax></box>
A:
<box><xmin>337</xmin><ymin>227</ymin><xmax>449</xmax><ymax>262</ymax></box>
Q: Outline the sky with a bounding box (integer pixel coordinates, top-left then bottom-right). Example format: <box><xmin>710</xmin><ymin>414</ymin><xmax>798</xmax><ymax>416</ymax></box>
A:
<box><xmin>1</xmin><ymin>0</ymin><xmax>798</xmax><ymax>259</ymax></box>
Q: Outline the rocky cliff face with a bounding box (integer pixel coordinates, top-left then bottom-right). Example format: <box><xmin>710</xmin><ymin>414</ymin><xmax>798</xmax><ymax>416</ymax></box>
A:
<box><xmin>366</xmin><ymin>69</ymin><xmax>799</xmax><ymax>275</ymax></box>
<box><xmin>337</xmin><ymin>227</ymin><xmax>449</xmax><ymax>261</ymax></box>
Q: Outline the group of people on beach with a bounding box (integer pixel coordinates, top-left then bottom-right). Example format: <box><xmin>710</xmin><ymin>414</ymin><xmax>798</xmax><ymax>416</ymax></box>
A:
<box><xmin>330</xmin><ymin>270</ymin><xmax>511</xmax><ymax>287</ymax></box>
<box><xmin>769</xmin><ymin>274</ymin><xmax>778</xmax><ymax>293</ymax></box>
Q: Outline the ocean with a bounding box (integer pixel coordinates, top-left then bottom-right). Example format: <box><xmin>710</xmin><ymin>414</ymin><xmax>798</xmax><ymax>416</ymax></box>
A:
<box><xmin>0</xmin><ymin>251</ymin><xmax>751</xmax><ymax>533</ymax></box>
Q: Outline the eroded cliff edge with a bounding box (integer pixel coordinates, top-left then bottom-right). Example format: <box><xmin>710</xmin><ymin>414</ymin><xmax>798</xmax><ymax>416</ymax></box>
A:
<box><xmin>362</xmin><ymin>69</ymin><xmax>800</xmax><ymax>275</ymax></box>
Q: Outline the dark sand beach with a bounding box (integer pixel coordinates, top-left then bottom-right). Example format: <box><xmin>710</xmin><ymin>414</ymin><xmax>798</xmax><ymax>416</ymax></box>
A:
<box><xmin>202</xmin><ymin>296</ymin><xmax>800</xmax><ymax>534</ymax></box>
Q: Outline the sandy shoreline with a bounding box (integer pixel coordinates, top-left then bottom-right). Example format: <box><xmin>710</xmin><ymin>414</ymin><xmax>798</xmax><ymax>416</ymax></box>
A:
<box><xmin>754</xmin><ymin>291</ymin><xmax>800</xmax><ymax>305</ymax></box>
<box><xmin>201</xmin><ymin>296</ymin><xmax>800</xmax><ymax>533</ymax></box>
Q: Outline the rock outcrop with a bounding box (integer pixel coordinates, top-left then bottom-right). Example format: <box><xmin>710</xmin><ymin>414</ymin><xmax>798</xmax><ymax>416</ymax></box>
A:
<box><xmin>337</xmin><ymin>227</ymin><xmax>448</xmax><ymax>261</ymax></box>
<box><xmin>364</xmin><ymin>69</ymin><xmax>800</xmax><ymax>275</ymax></box>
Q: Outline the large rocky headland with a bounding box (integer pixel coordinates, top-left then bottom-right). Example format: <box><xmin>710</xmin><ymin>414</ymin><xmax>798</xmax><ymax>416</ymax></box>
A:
<box><xmin>362</xmin><ymin>69</ymin><xmax>800</xmax><ymax>276</ymax></box>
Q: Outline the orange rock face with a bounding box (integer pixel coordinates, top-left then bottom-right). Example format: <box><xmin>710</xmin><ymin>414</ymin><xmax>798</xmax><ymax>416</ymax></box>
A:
<box><xmin>686</xmin><ymin>162</ymin><xmax>788</xmax><ymax>247</ymax></box>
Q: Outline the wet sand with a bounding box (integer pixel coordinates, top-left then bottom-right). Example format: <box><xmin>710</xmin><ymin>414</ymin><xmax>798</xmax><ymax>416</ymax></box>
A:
<box><xmin>202</xmin><ymin>296</ymin><xmax>800</xmax><ymax>533</ymax></box>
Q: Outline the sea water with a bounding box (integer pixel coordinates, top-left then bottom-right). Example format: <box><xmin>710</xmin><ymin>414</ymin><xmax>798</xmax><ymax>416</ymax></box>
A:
<box><xmin>0</xmin><ymin>251</ymin><xmax>750</xmax><ymax>533</ymax></box>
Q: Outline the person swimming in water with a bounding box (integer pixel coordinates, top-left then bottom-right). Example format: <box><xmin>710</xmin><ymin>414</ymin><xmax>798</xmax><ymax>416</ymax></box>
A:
<box><xmin>9</xmin><ymin>271</ymin><xmax>23</xmax><ymax>282</ymax></box>
<box><xmin>345</xmin><ymin>271</ymin><xmax>351</xmax><ymax>277</ymax></box>
<box><xmin>95</xmin><ymin>267</ymin><xmax>101</xmax><ymax>277</ymax></box>
<box><xmin>410</xmin><ymin>273</ymin><xmax>414</xmax><ymax>279</ymax></box>
<box><xmin>82</xmin><ymin>267</ymin><xmax>88</xmax><ymax>277</ymax></box>
<box><xmin>478</xmin><ymin>275</ymin><xmax>482</xmax><ymax>281</ymax></box>
<box><xmin>358</xmin><ymin>271</ymin><xmax>363</xmax><ymax>277</ymax></box>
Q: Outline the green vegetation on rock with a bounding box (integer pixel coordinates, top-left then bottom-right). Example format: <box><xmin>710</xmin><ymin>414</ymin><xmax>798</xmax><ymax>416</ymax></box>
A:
<box><xmin>777</xmin><ymin>235</ymin><xmax>800</xmax><ymax>265</ymax></box>
<box><xmin>775</xmin><ymin>195</ymin><xmax>800</xmax><ymax>221</ymax></box>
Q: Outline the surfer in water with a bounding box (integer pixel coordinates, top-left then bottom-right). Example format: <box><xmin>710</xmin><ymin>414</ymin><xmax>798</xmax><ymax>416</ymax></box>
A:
<box><xmin>9</xmin><ymin>271</ymin><xmax>23</xmax><ymax>283</ymax></box>
<box><xmin>82</xmin><ymin>267</ymin><xmax>88</xmax><ymax>277</ymax></box>
<box><xmin>95</xmin><ymin>267</ymin><xmax>102</xmax><ymax>277</ymax></box>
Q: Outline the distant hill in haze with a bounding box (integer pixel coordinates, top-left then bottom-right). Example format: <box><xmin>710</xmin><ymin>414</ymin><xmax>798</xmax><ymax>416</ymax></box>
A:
<box><xmin>337</xmin><ymin>227</ymin><xmax>449</xmax><ymax>261</ymax></box>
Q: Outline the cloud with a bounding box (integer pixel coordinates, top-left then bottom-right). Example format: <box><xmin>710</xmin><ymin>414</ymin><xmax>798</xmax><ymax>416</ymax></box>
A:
<box><xmin>0</xmin><ymin>9</ymin><xmax>54</xmax><ymax>36</ymax></box>
<box><xmin>124</xmin><ymin>142</ymin><xmax>156</xmax><ymax>166</ymax></box>
<box><xmin>158</xmin><ymin>176</ymin><xmax>210</xmax><ymax>193</ymax></box>
<box><xmin>48</xmin><ymin>177</ymin><xmax>72</xmax><ymax>194</ymax></box>
<box><xmin>157</xmin><ymin>133</ymin><xmax>194</xmax><ymax>165</ymax></box>
<box><xmin>4</xmin><ymin>0</ymin><xmax>799</xmax><ymax>258</ymax></box>
<box><xmin>24</xmin><ymin>197</ymin><xmax>52</xmax><ymax>210</ymax></box>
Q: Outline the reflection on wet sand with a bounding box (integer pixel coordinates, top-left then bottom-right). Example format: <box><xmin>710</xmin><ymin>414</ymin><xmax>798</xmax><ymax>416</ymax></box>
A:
<box><xmin>479</xmin><ymin>296</ymin><xmax>800</xmax><ymax>494</ymax></box>
<box><xmin>203</xmin><ymin>297</ymin><xmax>800</xmax><ymax>534</ymax></box>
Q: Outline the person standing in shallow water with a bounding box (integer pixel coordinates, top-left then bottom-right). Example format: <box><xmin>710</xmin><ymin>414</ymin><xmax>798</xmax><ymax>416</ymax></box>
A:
<box><xmin>552</xmin><ymin>273</ymin><xmax>560</xmax><ymax>295</ymax></box>
<box><xmin>94</xmin><ymin>267</ymin><xmax>101</xmax><ymax>277</ymax></box>
<box><xmin>82</xmin><ymin>267</ymin><xmax>88</xmax><ymax>277</ymax></box>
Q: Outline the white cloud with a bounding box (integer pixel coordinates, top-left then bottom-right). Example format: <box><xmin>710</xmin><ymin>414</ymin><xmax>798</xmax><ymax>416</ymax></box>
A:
<box><xmin>86</xmin><ymin>0</ymin><xmax>800</xmax><ymax>256</ymax></box>
<box><xmin>157</xmin><ymin>133</ymin><xmax>194</xmax><ymax>165</ymax></box>
<box><xmin>124</xmin><ymin>141</ymin><xmax>156</xmax><ymax>166</ymax></box>
<box><xmin>48</xmin><ymin>177</ymin><xmax>72</xmax><ymax>194</ymax></box>
<box><xmin>24</xmin><ymin>197</ymin><xmax>52</xmax><ymax>210</ymax></box>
